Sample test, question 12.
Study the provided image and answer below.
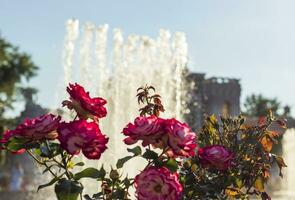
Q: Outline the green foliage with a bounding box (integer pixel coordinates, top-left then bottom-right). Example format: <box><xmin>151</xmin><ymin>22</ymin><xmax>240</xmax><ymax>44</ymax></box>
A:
<box><xmin>0</xmin><ymin>36</ymin><xmax>38</xmax><ymax>116</ymax></box>
<box><xmin>74</xmin><ymin>167</ymin><xmax>105</xmax><ymax>181</ymax></box>
<box><xmin>116</xmin><ymin>146</ymin><xmax>142</xmax><ymax>169</ymax></box>
<box><xmin>243</xmin><ymin>94</ymin><xmax>281</xmax><ymax>117</ymax></box>
<box><xmin>142</xmin><ymin>149</ymin><xmax>158</xmax><ymax>160</ymax></box>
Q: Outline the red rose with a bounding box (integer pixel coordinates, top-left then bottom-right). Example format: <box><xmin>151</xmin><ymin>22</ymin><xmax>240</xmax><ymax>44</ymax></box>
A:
<box><xmin>0</xmin><ymin>114</ymin><xmax>60</xmax><ymax>154</ymax></box>
<box><xmin>62</xmin><ymin>83</ymin><xmax>107</xmax><ymax>121</ymax></box>
<box><xmin>134</xmin><ymin>167</ymin><xmax>183</xmax><ymax>200</ymax></box>
<box><xmin>57</xmin><ymin>120</ymin><xmax>108</xmax><ymax>159</ymax></box>
<box><xmin>164</xmin><ymin>118</ymin><xmax>197</xmax><ymax>158</ymax></box>
<box><xmin>14</xmin><ymin>114</ymin><xmax>61</xmax><ymax>140</ymax></box>
<box><xmin>122</xmin><ymin>115</ymin><xmax>165</xmax><ymax>147</ymax></box>
<box><xmin>198</xmin><ymin>145</ymin><xmax>234</xmax><ymax>170</ymax></box>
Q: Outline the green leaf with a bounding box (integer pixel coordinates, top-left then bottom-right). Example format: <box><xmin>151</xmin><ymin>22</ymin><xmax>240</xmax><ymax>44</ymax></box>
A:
<box><xmin>83</xmin><ymin>195</ymin><xmax>93</xmax><ymax>200</ymax></box>
<box><xmin>74</xmin><ymin>162</ymin><xmax>85</xmax><ymax>167</ymax></box>
<box><xmin>116</xmin><ymin>156</ymin><xmax>133</xmax><ymax>169</ymax></box>
<box><xmin>111</xmin><ymin>188</ymin><xmax>126</xmax><ymax>199</ymax></box>
<box><xmin>73</xmin><ymin>167</ymin><xmax>103</xmax><ymax>181</ymax></box>
<box><xmin>234</xmin><ymin>178</ymin><xmax>243</xmax><ymax>189</ymax></box>
<box><xmin>6</xmin><ymin>137</ymin><xmax>25</xmax><ymax>151</ymax></box>
<box><xmin>163</xmin><ymin>158</ymin><xmax>178</xmax><ymax>172</ymax></box>
<box><xmin>36</xmin><ymin>142</ymin><xmax>61</xmax><ymax>158</ymax></box>
<box><xmin>37</xmin><ymin>176</ymin><xmax>59</xmax><ymax>191</ymax></box>
<box><xmin>123</xmin><ymin>176</ymin><xmax>131</xmax><ymax>187</ymax></box>
<box><xmin>92</xmin><ymin>192</ymin><xmax>104</xmax><ymax>199</ymax></box>
<box><xmin>22</xmin><ymin>142</ymin><xmax>40</xmax><ymax>149</ymax></box>
<box><xmin>127</xmin><ymin>146</ymin><xmax>142</xmax><ymax>156</ymax></box>
<box><xmin>142</xmin><ymin>149</ymin><xmax>158</xmax><ymax>160</ymax></box>
<box><xmin>98</xmin><ymin>165</ymin><xmax>106</xmax><ymax>180</ymax></box>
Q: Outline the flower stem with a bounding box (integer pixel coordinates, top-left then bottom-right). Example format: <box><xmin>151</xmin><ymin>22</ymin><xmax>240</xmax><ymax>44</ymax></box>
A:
<box><xmin>26</xmin><ymin>150</ymin><xmax>57</xmax><ymax>178</ymax></box>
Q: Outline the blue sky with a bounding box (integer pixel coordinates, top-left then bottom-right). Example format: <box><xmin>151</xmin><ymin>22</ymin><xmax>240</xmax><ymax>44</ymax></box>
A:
<box><xmin>1</xmin><ymin>0</ymin><xmax>295</xmax><ymax>115</ymax></box>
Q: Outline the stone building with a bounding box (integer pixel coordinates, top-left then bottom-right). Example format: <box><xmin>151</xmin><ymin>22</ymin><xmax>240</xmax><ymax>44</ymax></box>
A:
<box><xmin>185</xmin><ymin>72</ymin><xmax>241</xmax><ymax>130</ymax></box>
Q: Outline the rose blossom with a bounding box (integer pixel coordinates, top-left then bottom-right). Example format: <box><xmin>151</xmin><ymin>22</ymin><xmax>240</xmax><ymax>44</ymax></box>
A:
<box><xmin>62</xmin><ymin>83</ymin><xmax>107</xmax><ymax>121</ymax></box>
<box><xmin>134</xmin><ymin>167</ymin><xmax>183</xmax><ymax>200</ymax></box>
<box><xmin>58</xmin><ymin>120</ymin><xmax>108</xmax><ymax>159</ymax></box>
<box><xmin>0</xmin><ymin>114</ymin><xmax>60</xmax><ymax>153</ymax></box>
<box><xmin>122</xmin><ymin>115</ymin><xmax>165</xmax><ymax>147</ymax></box>
<box><xmin>164</xmin><ymin>118</ymin><xmax>197</xmax><ymax>158</ymax></box>
<box><xmin>0</xmin><ymin>114</ymin><xmax>60</xmax><ymax>144</ymax></box>
<box><xmin>198</xmin><ymin>145</ymin><xmax>234</xmax><ymax>170</ymax></box>
<box><xmin>13</xmin><ymin>114</ymin><xmax>61</xmax><ymax>140</ymax></box>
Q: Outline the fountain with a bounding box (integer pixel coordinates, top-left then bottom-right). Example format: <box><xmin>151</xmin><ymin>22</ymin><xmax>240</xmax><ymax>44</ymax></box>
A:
<box><xmin>273</xmin><ymin>128</ymin><xmax>295</xmax><ymax>199</ymax></box>
<box><xmin>59</xmin><ymin>19</ymin><xmax>189</xmax><ymax>197</ymax></box>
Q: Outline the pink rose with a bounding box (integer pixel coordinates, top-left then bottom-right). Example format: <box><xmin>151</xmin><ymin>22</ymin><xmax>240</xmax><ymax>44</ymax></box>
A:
<box><xmin>14</xmin><ymin>114</ymin><xmax>61</xmax><ymax>140</ymax></box>
<box><xmin>0</xmin><ymin>114</ymin><xmax>60</xmax><ymax>153</ymax></box>
<box><xmin>134</xmin><ymin>167</ymin><xmax>183</xmax><ymax>200</ymax></box>
<box><xmin>164</xmin><ymin>118</ymin><xmax>197</xmax><ymax>158</ymax></box>
<box><xmin>57</xmin><ymin>120</ymin><xmax>108</xmax><ymax>159</ymax></box>
<box><xmin>198</xmin><ymin>145</ymin><xmax>234</xmax><ymax>170</ymax></box>
<box><xmin>62</xmin><ymin>83</ymin><xmax>107</xmax><ymax>121</ymax></box>
<box><xmin>122</xmin><ymin>115</ymin><xmax>165</xmax><ymax>147</ymax></box>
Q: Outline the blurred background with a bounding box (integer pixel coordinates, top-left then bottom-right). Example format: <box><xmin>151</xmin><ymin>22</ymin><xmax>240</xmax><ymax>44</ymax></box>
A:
<box><xmin>0</xmin><ymin>0</ymin><xmax>294</xmax><ymax>199</ymax></box>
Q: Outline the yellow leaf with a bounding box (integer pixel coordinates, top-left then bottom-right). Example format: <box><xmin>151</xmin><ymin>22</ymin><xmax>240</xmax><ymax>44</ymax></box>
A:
<box><xmin>276</xmin><ymin>156</ymin><xmax>287</xmax><ymax>168</ymax></box>
<box><xmin>254</xmin><ymin>177</ymin><xmax>264</xmax><ymax>192</ymax></box>
<box><xmin>235</xmin><ymin>179</ymin><xmax>243</xmax><ymax>189</ymax></box>
<box><xmin>225</xmin><ymin>188</ymin><xmax>239</xmax><ymax>197</ymax></box>
<box><xmin>260</xmin><ymin>135</ymin><xmax>273</xmax><ymax>152</ymax></box>
<box><xmin>191</xmin><ymin>164</ymin><xmax>198</xmax><ymax>172</ymax></box>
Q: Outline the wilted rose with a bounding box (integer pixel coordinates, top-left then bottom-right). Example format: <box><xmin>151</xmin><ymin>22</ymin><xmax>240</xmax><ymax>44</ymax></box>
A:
<box><xmin>198</xmin><ymin>145</ymin><xmax>234</xmax><ymax>170</ymax></box>
<box><xmin>134</xmin><ymin>167</ymin><xmax>183</xmax><ymax>200</ymax></box>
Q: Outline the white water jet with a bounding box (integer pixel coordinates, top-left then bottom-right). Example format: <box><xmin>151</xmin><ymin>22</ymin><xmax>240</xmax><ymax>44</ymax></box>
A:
<box><xmin>60</xmin><ymin>19</ymin><xmax>188</xmax><ymax>197</ymax></box>
<box><xmin>273</xmin><ymin>128</ymin><xmax>295</xmax><ymax>199</ymax></box>
<box><xmin>62</xmin><ymin>19</ymin><xmax>79</xmax><ymax>87</ymax></box>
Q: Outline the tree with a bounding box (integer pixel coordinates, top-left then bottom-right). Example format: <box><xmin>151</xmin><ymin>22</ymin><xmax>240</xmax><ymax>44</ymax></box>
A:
<box><xmin>0</xmin><ymin>35</ymin><xmax>38</xmax><ymax>130</ymax></box>
<box><xmin>243</xmin><ymin>94</ymin><xmax>281</xmax><ymax>117</ymax></box>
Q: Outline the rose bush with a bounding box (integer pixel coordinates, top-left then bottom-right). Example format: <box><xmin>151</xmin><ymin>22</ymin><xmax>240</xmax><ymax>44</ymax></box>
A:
<box><xmin>0</xmin><ymin>83</ymin><xmax>287</xmax><ymax>200</ymax></box>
